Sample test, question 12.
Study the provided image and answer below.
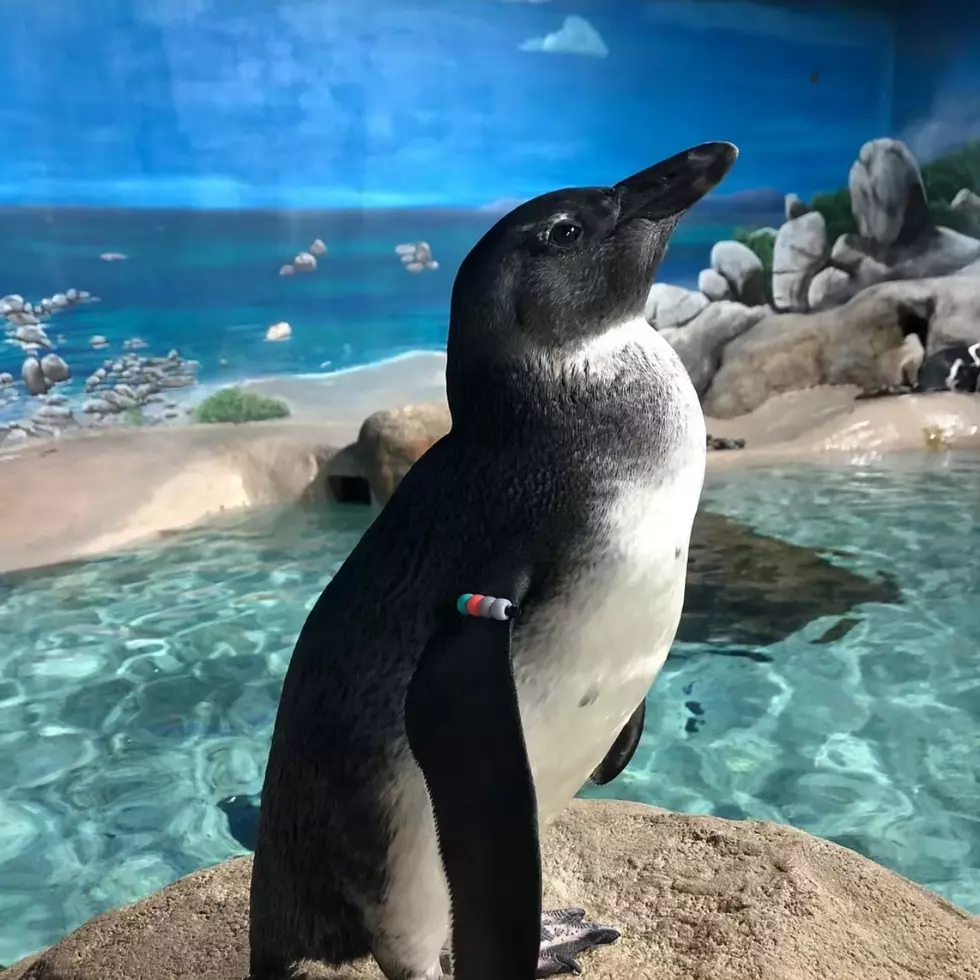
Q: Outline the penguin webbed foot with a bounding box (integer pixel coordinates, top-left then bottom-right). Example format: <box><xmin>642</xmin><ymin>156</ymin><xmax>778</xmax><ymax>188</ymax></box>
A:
<box><xmin>536</xmin><ymin>907</ymin><xmax>621</xmax><ymax>977</ymax></box>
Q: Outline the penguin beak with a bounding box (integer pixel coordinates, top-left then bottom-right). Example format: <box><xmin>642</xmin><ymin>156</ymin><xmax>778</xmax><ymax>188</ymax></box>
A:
<box><xmin>615</xmin><ymin>141</ymin><xmax>739</xmax><ymax>223</ymax></box>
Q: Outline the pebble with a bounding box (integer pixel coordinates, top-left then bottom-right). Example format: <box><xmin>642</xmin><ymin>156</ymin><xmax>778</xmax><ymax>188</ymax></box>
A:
<box><xmin>278</xmin><ymin>264</ymin><xmax>295</xmax><ymax>277</ymax></box>
<box><xmin>265</xmin><ymin>321</ymin><xmax>292</xmax><ymax>342</ymax></box>
<box><xmin>292</xmin><ymin>251</ymin><xmax>317</xmax><ymax>272</ymax></box>
<box><xmin>90</xmin><ymin>335</ymin><xmax>110</xmax><ymax>350</ymax></box>
<box><xmin>309</xmin><ymin>238</ymin><xmax>327</xmax><ymax>256</ymax></box>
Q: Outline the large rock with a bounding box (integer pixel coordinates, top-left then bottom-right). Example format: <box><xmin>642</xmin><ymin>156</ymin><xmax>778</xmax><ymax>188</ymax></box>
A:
<box><xmin>355</xmin><ymin>402</ymin><xmax>452</xmax><ymax>505</ymax></box>
<box><xmin>709</xmin><ymin>240</ymin><xmax>767</xmax><ymax>306</ymax></box>
<box><xmin>21</xmin><ymin>357</ymin><xmax>49</xmax><ymax>395</ymax></box>
<box><xmin>644</xmin><ymin>282</ymin><xmax>709</xmax><ymax>329</ymax></box>
<box><xmin>5</xmin><ymin>800</ymin><xmax>978</xmax><ymax>980</ymax></box>
<box><xmin>807</xmin><ymin>266</ymin><xmax>852</xmax><ymax>310</ymax></box>
<box><xmin>772</xmin><ymin>211</ymin><xmax>828</xmax><ymax>311</ymax></box>
<box><xmin>849</xmin><ymin>138</ymin><xmax>933</xmax><ymax>249</ymax></box>
<box><xmin>40</xmin><ymin>353</ymin><xmax>71</xmax><ymax>383</ymax></box>
<box><xmin>868</xmin><ymin>274</ymin><xmax>980</xmax><ymax>352</ymax></box>
<box><xmin>703</xmin><ymin>286</ymin><xmax>932</xmax><ymax>418</ymax></box>
<box><xmin>952</xmin><ymin>188</ymin><xmax>980</xmax><ymax>226</ymax></box>
<box><xmin>661</xmin><ymin>301</ymin><xmax>769</xmax><ymax>397</ymax></box>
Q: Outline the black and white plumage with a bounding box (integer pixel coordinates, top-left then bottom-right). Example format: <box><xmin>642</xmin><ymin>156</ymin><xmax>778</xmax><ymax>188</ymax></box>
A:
<box><xmin>249</xmin><ymin>141</ymin><xmax>739</xmax><ymax>980</ymax></box>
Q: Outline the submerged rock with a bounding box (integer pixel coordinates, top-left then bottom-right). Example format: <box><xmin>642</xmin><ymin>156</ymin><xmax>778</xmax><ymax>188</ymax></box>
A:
<box><xmin>21</xmin><ymin>358</ymin><xmax>49</xmax><ymax>396</ymax></box>
<box><xmin>40</xmin><ymin>353</ymin><xmax>71</xmax><ymax>383</ymax></box>
<box><xmin>5</xmin><ymin>799</ymin><xmax>977</xmax><ymax>980</ymax></box>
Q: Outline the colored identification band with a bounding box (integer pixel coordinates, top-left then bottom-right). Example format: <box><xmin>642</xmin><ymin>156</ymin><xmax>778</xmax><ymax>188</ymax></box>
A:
<box><xmin>456</xmin><ymin>593</ymin><xmax>515</xmax><ymax>621</ymax></box>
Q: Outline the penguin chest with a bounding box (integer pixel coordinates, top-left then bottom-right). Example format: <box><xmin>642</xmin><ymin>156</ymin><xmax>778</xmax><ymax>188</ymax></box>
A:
<box><xmin>511</xmin><ymin>473</ymin><xmax>702</xmax><ymax>823</ymax></box>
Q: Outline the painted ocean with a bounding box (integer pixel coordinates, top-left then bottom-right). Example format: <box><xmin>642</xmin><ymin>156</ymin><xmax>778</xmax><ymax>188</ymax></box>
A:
<box><xmin>0</xmin><ymin>205</ymin><xmax>782</xmax><ymax>399</ymax></box>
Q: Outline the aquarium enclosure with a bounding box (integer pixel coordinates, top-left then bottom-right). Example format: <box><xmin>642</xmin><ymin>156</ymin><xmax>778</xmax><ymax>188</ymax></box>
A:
<box><xmin>1</xmin><ymin>0</ymin><xmax>979</xmax><ymax>976</ymax></box>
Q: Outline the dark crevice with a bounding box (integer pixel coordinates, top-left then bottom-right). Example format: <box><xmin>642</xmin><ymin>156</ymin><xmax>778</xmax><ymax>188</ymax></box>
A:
<box><xmin>326</xmin><ymin>475</ymin><xmax>372</xmax><ymax>505</ymax></box>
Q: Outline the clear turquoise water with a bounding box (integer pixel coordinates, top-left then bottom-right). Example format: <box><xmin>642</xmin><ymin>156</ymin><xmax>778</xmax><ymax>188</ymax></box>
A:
<box><xmin>1</xmin><ymin>454</ymin><xmax>979</xmax><ymax>964</ymax></box>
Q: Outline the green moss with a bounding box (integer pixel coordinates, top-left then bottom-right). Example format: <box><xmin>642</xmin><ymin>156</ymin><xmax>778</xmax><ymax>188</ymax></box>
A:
<box><xmin>809</xmin><ymin>187</ymin><xmax>859</xmax><ymax>245</ymax></box>
<box><xmin>194</xmin><ymin>386</ymin><xmax>291</xmax><ymax>424</ymax></box>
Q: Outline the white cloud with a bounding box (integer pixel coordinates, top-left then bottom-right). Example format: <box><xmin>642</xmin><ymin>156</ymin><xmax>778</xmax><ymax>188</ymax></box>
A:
<box><xmin>519</xmin><ymin>15</ymin><xmax>609</xmax><ymax>58</ymax></box>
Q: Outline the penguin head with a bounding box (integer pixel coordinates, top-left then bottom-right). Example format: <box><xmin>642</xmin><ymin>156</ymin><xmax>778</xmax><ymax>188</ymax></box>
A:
<box><xmin>450</xmin><ymin>141</ymin><xmax>738</xmax><ymax>358</ymax></box>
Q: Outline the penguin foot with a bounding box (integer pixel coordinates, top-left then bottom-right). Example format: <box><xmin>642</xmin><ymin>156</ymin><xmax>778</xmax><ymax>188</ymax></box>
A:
<box><xmin>536</xmin><ymin>907</ymin><xmax>621</xmax><ymax>977</ymax></box>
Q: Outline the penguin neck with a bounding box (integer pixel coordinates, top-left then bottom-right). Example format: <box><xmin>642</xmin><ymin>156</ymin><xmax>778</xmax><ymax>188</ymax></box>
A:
<box><xmin>446</xmin><ymin>315</ymin><xmax>680</xmax><ymax>455</ymax></box>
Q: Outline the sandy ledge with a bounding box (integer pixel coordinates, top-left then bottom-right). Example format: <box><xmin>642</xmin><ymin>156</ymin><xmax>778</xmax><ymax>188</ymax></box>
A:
<box><xmin>0</xmin><ymin>350</ymin><xmax>978</xmax><ymax>574</ymax></box>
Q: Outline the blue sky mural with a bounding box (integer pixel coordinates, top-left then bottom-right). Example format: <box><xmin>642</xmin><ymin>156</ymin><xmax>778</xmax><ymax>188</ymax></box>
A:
<box><xmin>0</xmin><ymin>0</ymin><xmax>900</xmax><ymax>208</ymax></box>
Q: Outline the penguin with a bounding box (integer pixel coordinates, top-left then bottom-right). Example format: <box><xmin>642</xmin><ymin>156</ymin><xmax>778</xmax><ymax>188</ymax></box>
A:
<box><xmin>249</xmin><ymin>140</ymin><xmax>739</xmax><ymax>980</ymax></box>
<box><xmin>915</xmin><ymin>341</ymin><xmax>980</xmax><ymax>394</ymax></box>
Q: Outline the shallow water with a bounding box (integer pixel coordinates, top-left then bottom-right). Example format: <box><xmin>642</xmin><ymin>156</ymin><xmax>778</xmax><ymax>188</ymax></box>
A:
<box><xmin>0</xmin><ymin>453</ymin><xmax>978</xmax><ymax>964</ymax></box>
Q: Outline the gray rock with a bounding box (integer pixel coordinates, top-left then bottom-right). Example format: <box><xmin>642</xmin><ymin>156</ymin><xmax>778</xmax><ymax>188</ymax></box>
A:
<box><xmin>807</xmin><ymin>267</ymin><xmax>853</xmax><ymax>310</ymax></box>
<box><xmin>697</xmin><ymin>268</ymin><xmax>731</xmax><ymax>301</ymax></box>
<box><xmin>50</xmin><ymin>292</ymin><xmax>69</xmax><ymax>309</ymax></box>
<box><xmin>644</xmin><ymin>283</ymin><xmax>709</xmax><ymax>329</ymax></box>
<box><xmin>65</xmin><ymin>288</ymin><xmax>79</xmax><ymax>302</ymax></box>
<box><xmin>40</xmin><ymin>353</ymin><xmax>71</xmax><ymax>383</ymax></box>
<box><xmin>951</xmin><ymin>189</ymin><xmax>980</xmax><ymax>225</ymax></box>
<box><xmin>710</xmin><ymin>240</ymin><xmax>767</xmax><ymax>306</ymax></box>
<box><xmin>661</xmin><ymin>301</ymin><xmax>769</xmax><ymax>397</ymax></box>
<box><xmin>21</xmin><ymin>358</ymin><xmax>50</xmax><ymax>395</ymax></box>
<box><xmin>7</xmin><ymin>311</ymin><xmax>41</xmax><ymax>327</ymax></box>
<box><xmin>102</xmin><ymin>389</ymin><xmax>138</xmax><ymax>410</ymax></box>
<box><xmin>82</xmin><ymin>398</ymin><xmax>114</xmax><ymax>414</ymax></box>
<box><xmin>0</xmin><ymin>372</ymin><xmax>13</xmax><ymax>385</ymax></box>
<box><xmin>90</xmin><ymin>335</ymin><xmax>110</xmax><ymax>349</ymax></box>
<box><xmin>785</xmin><ymin>193</ymin><xmax>809</xmax><ymax>220</ymax></box>
<box><xmin>848</xmin><ymin>138</ymin><xmax>932</xmax><ymax>248</ymax></box>
<box><xmin>772</xmin><ymin>211</ymin><xmax>828</xmax><ymax>311</ymax></box>
<box><xmin>0</xmin><ymin>294</ymin><xmax>25</xmax><ymax>315</ymax></box>
<box><xmin>14</xmin><ymin>324</ymin><xmax>50</xmax><ymax>346</ymax></box>
<box><xmin>33</xmin><ymin>404</ymin><xmax>73</xmax><ymax>423</ymax></box>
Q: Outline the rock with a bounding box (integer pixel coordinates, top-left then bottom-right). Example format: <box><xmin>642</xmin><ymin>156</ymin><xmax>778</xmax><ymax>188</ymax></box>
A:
<box><xmin>415</xmin><ymin>242</ymin><xmax>433</xmax><ymax>263</ymax></box>
<box><xmin>50</xmin><ymin>292</ymin><xmax>69</xmax><ymax>309</ymax></box>
<box><xmin>404</xmin><ymin>261</ymin><xmax>425</xmax><ymax>273</ymax></box>
<box><xmin>0</xmin><ymin>294</ymin><xmax>25</xmax><ymax>315</ymax></box>
<box><xmin>807</xmin><ymin>266</ymin><xmax>853</xmax><ymax>310</ymax></box>
<box><xmin>772</xmin><ymin>211</ymin><xmax>828</xmax><ymax>311</ymax></box>
<box><xmin>829</xmin><ymin>233</ymin><xmax>866</xmax><ymax>273</ymax></box>
<box><xmin>355</xmin><ymin>402</ymin><xmax>452</xmax><ymax>504</ymax></box>
<box><xmin>0</xmin><ymin>372</ymin><xmax>13</xmax><ymax>385</ymax></box>
<box><xmin>21</xmin><ymin>358</ymin><xmax>49</xmax><ymax>395</ymax></box>
<box><xmin>265</xmin><ymin>321</ymin><xmax>292</xmax><ymax>342</ymax></box>
<box><xmin>32</xmin><ymin>404</ymin><xmax>73</xmax><ymax>424</ymax></box>
<box><xmin>7</xmin><ymin>311</ymin><xmax>40</xmax><ymax>327</ymax></box>
<box><xmin>90</xmin><ymin>335</ymin><xmax>110</xmax><ymax>350</ymax></box>
<box><xmin>99</xmin><ymin>252</ymin><xmax>127</xmax><ymax>262</ymax></box>
<box><xmin>710</xmin><ymin>240</ymin><xmax>767</xmax><ymax>306</ymax></box>
<box><xmin>278</xmin><ymin>263</ymin><xmax>295</xmax><ymax>277</ymax></box>
<box><xmin>660</xmin><ymin>301</ymin><xmax>769</xmax><ymax>397</ymax></box>
<box><xmin>697</xmin><ymin>267</ymin><xmax>732</xmax><ymax>301</ymax></box>
<box><xmin>703</xmin><ymin>286</ymin><xmax>937</xmax><ymax>418</ymax></box>
<box><xmin>292</xmin><ymin>251</ymin><xmax>317</xmax><ymax>272</ymax></box>
<box><xmin>849</xmin><ymin>138</ymin><xmax>932</xmax><ymax>249</ymax></box>
<box><xmin>82</xmin><ymin>398</ymin><xmax>114</xmax><ymax>414</ymax></box>
<box><xmin>40</xmin><ymin>353</ymin><xmax>71</xmax><ymax>383</ymax></box>
<box><xmin>309</xmin><ymin>238</ymin><xmax>327</xmax><ymax>256</ymax></box>
<box><xmin>785</xmin><ymin>192</ymin><xmax>809</xmax><ymax>220</ymax></box>
<box><xmin>5</xmin><ymin>799</ymin><xmax>979</xmax><ymax>980</ymax></box>
<box><xmin>13</xmin><ymin>324</ymin><xmax>49</xmax><ymax>346</ymax></box>
<box><xmin>952</xmin><ymin>188</ymin><xmax>980</xmax><ymax>225</ymax></box>
<box><xmin>65</xmin><ymin>288</ymin><xmax>79</xmax><ymax>302</ymax></box>
<box><xmin>870</xmin><ymin>274</ymin><xmax>980</xmax><ymax>352</ymax></box>
<box><xmin>644</xmin><ymin>283</ymin><xmax>709</xmax><ymax>329</ymax></box>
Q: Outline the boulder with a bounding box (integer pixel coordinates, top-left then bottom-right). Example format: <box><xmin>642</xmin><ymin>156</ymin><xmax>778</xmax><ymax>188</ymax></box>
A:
<box><xmin>772</xmin><ymin>211</ymin><xmax>828</xmax><ymax>311</ymax></box>
<box><xmin>702</xmin><ymin>286</ymin><xmax>934</xmax><ymax>418</ymax></box>
<box><xmin>40</xmin><ymin>353</ymin><xmax>71</xmax><ymax>383</ymax></box>
<box><xmin>355</xmin><ymin>402</ymin><xmax>452</xmax><ymax>505</ymax></box>
<box><xmin>696</xmin><ymin>267</ymin><xmax>731</xmax><ymax>301</ymax></box>
<box><xmin>849</xmin><ymin>138</ymin><xmax>933</xmax><ymax>249</ymax></box>
<box><xmin>807</xmin><ymin>266</ymin><xmax>852</xmax><ymax>310</ymax></box>
<box><xmin>21</xmin><ymin>357</ymin><xmax>49</xmax><ymax>395</ymax></box>
<box><xmin>709</xmin><ymin>240</ymin><xmax>767</xmax><ymax>306</ymax></box>
<box><xmin>952</xmin><ymin>188</ymin><xmax>980</xmax><ymax>226</ymax></box>
<box><xmin>661</xmin><ymin>301</ymin><xmax>769</xmax><ymax>397</ymax></box>
<box><xmin>643</xmin><ymin>283</ymin><xmax>709</xmax><ymax>329</ymax></box>
<box><xmin>5</xmin><ymin>799</ymin><xmax>978</xmax><ymax>980</ymax></box>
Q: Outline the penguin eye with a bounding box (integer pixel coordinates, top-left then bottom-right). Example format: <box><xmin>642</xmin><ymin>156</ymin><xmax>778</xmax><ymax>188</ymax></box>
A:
<box><xmin>548</xmin><ymin>219</ymin><xmax>583</xmax><ymax>247</ymax></box>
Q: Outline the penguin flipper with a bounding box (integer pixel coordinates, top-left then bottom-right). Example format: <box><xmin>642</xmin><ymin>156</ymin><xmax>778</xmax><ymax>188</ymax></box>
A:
<box><xmin>406</xmin><ymin>611</ymin><xmax>542</xmax><ymax>980</ymax></box>
<box><xmin>588</xmin><ymin>699</ymin><xmax>646</xmax><ymax>786</ymax></box>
